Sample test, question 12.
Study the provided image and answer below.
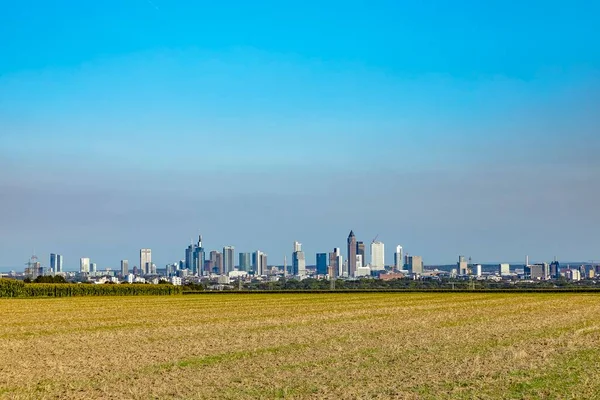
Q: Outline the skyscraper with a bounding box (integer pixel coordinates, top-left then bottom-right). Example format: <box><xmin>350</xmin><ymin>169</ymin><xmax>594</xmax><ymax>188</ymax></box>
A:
<box><xmin>50</xmin><ymin>254</ymin><xmax>56</xmax><ymax>272</ymax></box>
<box><xmin>140</xmin><ymin>249</ymin><xmax>152</xmax><ymax>275</ymax></box>
<box><xmin>239</xmin><ymin>253</ymin><xmax>251</xmax><ymax>271</ymax></box>
<box><xmin>370</xmin><ymin>241</ymin><xmax>385</xmax><ymax>270</ymax></box>
<box><xmin>185</xmin><ymin>235</ymin><xmax>204</xmax><ymax>275</ymax></box>
<box><xmin>316</xmin><ymin>253</ymin><xmax>328</xmax><ymax>275</ymax></box>
<box><xmin>223</xmin><ymin>246</ymin><xmax>235</xmax><ymax>274</ymax></box>
<box><xmin>80</xmin><ymin>258</ymin><xmax>90</xmax><ymax>273</ymax></box>
<box><xmin>209</xmin><ymin>251</ymin><xmax>223</xmax><ymax>274</ymax></box>
<box><xmin>121</xmin><ymin>260</ymin><xmax>129</xmax><ymax>276</ymax></box>
<box><xmin>90</xmin><ymin>263</ymin><xmax>97</xmax><ymax>274</ymax></box>
<box><xmin>394</xmin><ymin>246</ymin><xmax>403</xmax><ymax>270</ymax></box>
<box><xmin>347</xmin><ymin>231</ymin><xmax>357</xmax><ymax>277</ymax></box>
<box><xmin>50</xmin><ymin>253</ymin><xmax>63</xmax><ymax>273</ymax></box>
<box><xmin>329</xmin><ymin>248</ymin><xmax>343</xmax><ymax>277</ymax></box>
<box><xmin>408</xmin><ymin>255</ymin><xmax>423</xmax><ymax>274</ymax></box>
<box><xmin>292</xmin><ymin>242</ymin><xmax>306</xmax><ymax>276</ymax></box>
<box><xmin>356</xmin><ymin>241</ymin><xmax>365</xmax><ymax>268</ymax></box>
<box><xmin>458</xmin><ymin>256</ymin><xmax>468</xmax><ymax>275</ymax></box>
<box><xmin>253</xmin><ymin>250</ymin><xmax>265</xmax><ymax>275</ymax></box>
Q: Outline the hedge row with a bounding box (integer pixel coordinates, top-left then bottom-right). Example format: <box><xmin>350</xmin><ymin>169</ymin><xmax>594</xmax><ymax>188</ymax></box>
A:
<box><xmin>0</xmin><ymin>279</ymin><xmax>182</xmax><ymax>297</ymax></box>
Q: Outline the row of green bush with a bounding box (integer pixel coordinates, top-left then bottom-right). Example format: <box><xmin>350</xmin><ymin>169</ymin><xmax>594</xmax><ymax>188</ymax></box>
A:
<box><xmin>0</xmin><ymin>279</ymin><xmax>183</xmax><ymax>297</ymax></box>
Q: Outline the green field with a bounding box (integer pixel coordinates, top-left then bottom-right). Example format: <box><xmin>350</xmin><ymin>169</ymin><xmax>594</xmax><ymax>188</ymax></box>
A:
<box><xmin>1</xmin><ymin>293</ymin><xmax>600</xmax><ymax>399</ymax></box>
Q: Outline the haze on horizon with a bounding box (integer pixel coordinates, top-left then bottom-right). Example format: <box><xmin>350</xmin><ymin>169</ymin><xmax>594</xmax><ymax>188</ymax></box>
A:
<box><xmin>1</xmin><ymin>0</ymin><xmax>599</xmax><ymax>270</ymax></box>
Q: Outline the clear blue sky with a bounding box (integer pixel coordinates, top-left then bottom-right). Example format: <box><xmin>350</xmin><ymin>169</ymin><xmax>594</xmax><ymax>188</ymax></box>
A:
<box><xmin>1</xmin><ymin>0</ymin><xmax>599</xmax><ymax>270</ymax></box>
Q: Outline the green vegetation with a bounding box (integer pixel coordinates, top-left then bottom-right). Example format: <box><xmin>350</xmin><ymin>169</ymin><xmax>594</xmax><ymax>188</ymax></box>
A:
<box><xmin>1</xmin><ymin>293</ymin><xmax>600</xmax><ymax>399</ymax></box>
<box><xmin>0</xmin><ymin>278</ymin><xmax>182</xmax><ymax>297</ymax></box>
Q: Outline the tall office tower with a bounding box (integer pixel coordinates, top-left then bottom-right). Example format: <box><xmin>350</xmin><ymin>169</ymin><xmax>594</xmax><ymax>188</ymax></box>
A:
<box><xmin>56</xmin><ymin>254</ymin><xmax>63</xmax><ymax>273</ymax></box>
<box><xmin>193</xmin><ymin>235</ymin><xmax>204</xmax><ymax>275</ymax></box>
<box><xmin>458</xmin><ymin>256</ymin><xmax>468</xmax><ymax>275</ymax></box>
<box><xmin>209</xmin><ymin>251</ymin><xmax>222</xmax><ymax>274</ymax></box>
<box><xmin>260</xmin><ymin>253</ymin><xmax>268</xmax><ymax>274</ymax></box>
<box><xmin>347</xmin><ymin>231</ymin><xmax>357</xmax><ymax>277</ymax></box>
<box><xmin>356</xmin><ymin>254</ymin><xmax>363</xmax><ymax>270</ymax></box>
<box><xmin>90</xmin><ymin>263</ymin><xmax>97</xmax><ymax>274</ymax></box>
<box><xmin>370</xmin><ymin>241</ymin><xmax>385</xmax><ymax>271</ymax></box>
<box><xmin>80</xmin><ymin>258</ymin><xmax>90</xmax><ymax>273</ymax></box>
<box><xmin>394</xmin><ymin>246</ymin><xmax>403</xmax><ymax>270</ymax></box>
<box><xmin>239</xmin><ymin>253</ymin><xmax>251</xmax><ymax>271</ymax></box>
<box><xmin>121</xmin><ymin>260</ymin><xmax>129</xmax><ymax>276</ymax></box>
<box><xmin>316</xmin><ymin>253</ymin><xmax>328</xmax><ymax>275</ymax></box>
<box><xmin>140</xmin><ymin>249</ymin><xmax>152</xmax><ymax>275</ymax></box>
<box><xmin>499</xmin><ymin>263</ymin><xmax>510</xmax><ymax>276</ymax></box>
<box><xmin>550</xmin><ymin>260</ymin><xmax>560</xmax><ymax>279</ymax></box>
<box><xmin>328</xmin><ymin>251</ymin><xmax>338</xmax><ymax>278</ymax></box>
<box><xmin>50</xmin><ymin>254</ymin><xmax>57</xmax><ymax>272</ymax></box>
<box><xmin>408</xmin><ymin>255</ymin><xmax>423</xmax><ymax>274</ymax></box>
<box><xmin>356</xmin><ymin>241</ymin><xmax>365</xmax><ymax>268</ymax></box>
<box><xmin>223</xmin><ymin>246</ymin><xmax>235</xmax><ymax>274</ymax></box>
<box><xmin>292</xmin><ymin>242</ymin><xmax>306</xmax><ymax>276</ymax></box>
<box><xmin>252</xmin><ymin>250</ymin><xmax>265</xmax><ymax>275</ymax></box>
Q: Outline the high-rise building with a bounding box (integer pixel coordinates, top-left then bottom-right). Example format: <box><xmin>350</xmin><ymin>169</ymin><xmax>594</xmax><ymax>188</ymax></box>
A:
<box><xmin>550</xmin><ymin>260</ymin><xmax>560</xmax><ymax>279</ymax></box>
<box><xmin>260</xmin><ymin>253</ymin><xmax>268</xmax><ymax>274</ymax></box>
<box><xmin>394</xmin><ymin>246</ymin><xmax>403</xmax><ymax>270</ymax></box>
<box><xmin>370</xmin><ymin>241</ymin><xmax>385</xmax><ymax>271</ymax></box>
<box><xmin>121</xmin><ymin>260</ymin><xmax>129</xmax><ymax>276</ymax></box>
<box><xmin>458</xmin><ymin>256</ymin><xmax>468</xmax><ymax>275</ymax></box>
<box><xmin>253</xmin><ymin>250</ymin><xmax>266</xmax><ymax>275</ymax></box>
<box><xmin>356</xmin><ymin>241</ymin><xmax>365</xmax><ymax>268</ymax></box>
<box><xmin>209</xmin><ymin>251</ymin><xmax>223</xmax><ymax>274</ymax></box>
<box><xmin>408</xmin><ymin>255</ymin><xmax>423</xmax><ymax>274</ymax></box>
<box><xmin>223</xmin><ymin>246</ymin><xmax>235</xmax><ymax>274</ymax></box>
<box><xmin>347</xmin><ymin>231</ymin><xmax>357</xmax><ymax>277</ymax></box>
<box><xmin>292</xmin><ymin>242</ymin><xmax>306</xmax><ymax>276</ymax></box>
<box><xmin>140</xmin><ymin>249</ymin><xmax>152</xmax><ymax>275</ymax></box>
<box><xmin>50</xmin><ymin>254</ymin><xmax>64</xmax><ymax>273</ymax></box>
<box><xmin>528</xmin><ymin>263</ymin><xmax>550</xmax><ymax>280</ymax></box>
<box><xmin>80</xmin><ymin>258</ymin><xmax>90</xmax><ymax>273</ymax></box>
<box><xmin>239</xmin><ymin>253</ymin><xmax>251</xmax><ymax>271</ymax></box>
<box><xmin>90</xmin><ymin>263</ymin><xmax>97</xmax><ymax>274</ymax></box>
<box><xmin>356</xmin><ymin>254</ymin><xmax>363</xmax><ymax>271</ymax></box>
<box><xmin>185</xmin><ymin>235</ymin><xmax>204</xmax><ymax>275</ymax></box>
<box><xmin>316</xmin><ymin>253</ymin><xmax>328</xmax><ymax>275</ymax></box>
<box><xmin>328</xmin><ymin>248</ymin><xmax>342</xmax><ymax>278</ymax></box>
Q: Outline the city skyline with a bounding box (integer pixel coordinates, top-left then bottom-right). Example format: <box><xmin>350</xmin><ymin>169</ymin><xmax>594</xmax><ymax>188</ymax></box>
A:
<box><xmin>2</xmin><ymin>1</ymin><xmax>599</xmax><ymax>269</ymax></box>
<box><xmin>2</xmin><ymin>229</ymin><xmax>591</xmax><ymax>274</ymax></box>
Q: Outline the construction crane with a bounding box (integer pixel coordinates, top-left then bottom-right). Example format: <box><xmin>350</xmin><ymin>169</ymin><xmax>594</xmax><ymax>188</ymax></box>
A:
<box><xmin>372</xmin><ymin>234</ymin><xmax>379</xmax><ymax>243</ymax></box>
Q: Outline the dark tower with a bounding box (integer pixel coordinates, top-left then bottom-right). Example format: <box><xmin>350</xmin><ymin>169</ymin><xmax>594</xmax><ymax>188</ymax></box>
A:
<box><xmin>356</xmin><ymin>241</ymin><xmax>365</xmax><ymax>268</ymax></box>
<box><xmin>347</xmin><ymin>230</ymin><xmax>357</xmax><ymax>277</ymax></box>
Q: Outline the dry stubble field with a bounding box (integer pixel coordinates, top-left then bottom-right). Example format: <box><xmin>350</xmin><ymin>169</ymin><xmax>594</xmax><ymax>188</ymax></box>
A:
<box><xmin>1</xmin><ymin>293</ymin><xmax>600</xmax><ymax>399</ymax></box>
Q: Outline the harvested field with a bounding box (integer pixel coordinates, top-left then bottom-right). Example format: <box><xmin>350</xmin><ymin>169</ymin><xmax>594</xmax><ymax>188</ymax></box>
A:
<box><xmin>1</xmin><ymin>293</ymin><xmax>600</xmax><ymax>399</ymax></box>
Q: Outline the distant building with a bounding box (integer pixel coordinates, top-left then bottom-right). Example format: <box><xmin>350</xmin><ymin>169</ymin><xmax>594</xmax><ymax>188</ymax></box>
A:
<box><xmin>356</xmin><ymin>241</ymin><xmax>365</xmax><ymax>268</ymax></box>
<box><xmin>239</xmin><ymin>253</ymin><xmax>251</xmax><ymax>271</ymax></box>
<box><xmin>458</xmin><ymin>256</ymin><xmax>468</xmax><ymax>275</ymax></box>
<box><xmin>347</xmin><ymin>231</ymin><xmax>357</xmax><ymax>277</ymax></box>
<box><xmin>567</xmin><ymin>269</ymin><xmax>581</xmax><ymax>281</ymax></box>
<box><xmin>121</xmin><ymin>260</ymin><xmax>129</xmax><ymax>276</ymax></box>
<box><xmin>408</xmin><ymin>256</ymin><xmax>423</xmax><ymax>275</ymax></box>
<box><xmin>370</xmin><ymin>241</ymin><xmax>385</xmax><ymax>271</ymax></box>
<box><xmin>223</xmin><ymin>246</ymin><xmax>235</xmax><ymax>274</ymax></box>
<box><xmin>171</xmin><ymin>276</ymin><xmax>182</xmax><ymax>286</ymax></box>
<box><xmin>475</xmin><ymin>264</ymin><xmax>482</xmax><ymax>277</ymax></box>
<box><xmin>140</xmin><ymin>249</ymin><xmax>152</xmax><ymax>275</ymax></box>
<box><xmin>90</xmin><ymin>263</ymin><xmax>97</xmax><ymax>274</ymax></box>
<box><xmin>499</xmin><ymin>263</ymin><xmax>510</xmax><ymax>276</ymax></box>
<box><xmin>292</xmin><ymin>242</ymin><xmax>306</xmax><ymax>276</ymax></box>
<box><xmin>316</xmin><ymin>253</ymin><xmax>328</xmax><ymax>275</ymax></box>
<box><xmin>528</xmin><ymin>263</ymin><xmax>550</xmax><ymax>280</ymax></box>
<box><xmin>328</xmin><ymin>248</ymin><xmax>342</xmax><ymax>278</ymax></box>
<box><xmin>209</xmin><ymin>251</ymin><xmax>223</xmax><ymax>275</ymax></box>
<box><xmin>50</xmin><ymin>253</ymin><xmax>63</xmax><ymax>273</ymax></box>
<box><xmin>394</xmin><ymin>246</ymin><xmax>403</xmax><ymax>270</ymax></box>
<box><xmin>252</xmin><ymin>251</ymin><xmax>266</xmax><ymax>276</ymax></box>
<box><xmin>356</xmin><ymin>254</ymin><xmax>363</xmax><ymax>271</ymax></box>
<box><xmin>80</xmin><ymin>258</ymin><xmax>90</xmax><ymax>273</ymax></box>
<box><xmin>550</xmin><ymin>260</ymin><xmax>560</xmax><ymax>279</ymax></box>
<box><xmin>380</xmin><ymin>272</ymin><xmax>405</xmax><ymax>281</ymax></box>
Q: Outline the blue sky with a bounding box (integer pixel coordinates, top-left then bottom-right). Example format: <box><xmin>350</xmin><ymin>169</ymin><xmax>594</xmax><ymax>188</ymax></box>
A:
<box><xmin>1</xmin><ymin>0</ymin><xmax>599</xmax><ymax>270</ymax></box>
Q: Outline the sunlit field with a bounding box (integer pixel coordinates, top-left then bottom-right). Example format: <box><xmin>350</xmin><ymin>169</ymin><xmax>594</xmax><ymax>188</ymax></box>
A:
<box><xmin>1</xmin><ymin>293</ymin><xmax>600</xmax><ymax>399</ymax></box>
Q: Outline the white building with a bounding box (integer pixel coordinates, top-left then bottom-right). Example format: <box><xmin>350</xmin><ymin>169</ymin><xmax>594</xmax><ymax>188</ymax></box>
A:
<box><xmin>356</xmin><ymin>266</ymin><xmax>371</xmax><ymax>277</ymax></box>
<box><xmin>476</xmin><ymin>264</ymin><xmax>482</xmax><ymax>277</ymax></box>
<box><xmin>370</xmin><ymin>241</ymin><xmax>385</xmax><ymax>271</ymax></box>
<box><xmin>171</xmin><ymin>276</ymin><xmax>182</xmax><ymax>286</ymax></box>
<box><xmin>458</xmin><ymin>256</ymin><xmax>468</xmax><ymax>275</ymax></box>
<box><xmin>80</xmin><ymin>258</ymin><xmax>90</xmax><ymax>273</ymax></box>
<box><xmin>126</xmin><ymin>273</ymin><xmax>135</xmax><ymax>284</ymax></box>
<box><xmin>140</xmin><ymin>248</ymin><xmax>152</xmax><ymax>275</ymax></box>
<box><xmin>499</xmin><ymin>263</ymin><xmax>510</xmax><ymax>276</ymax></box>
<box><xmin>394</xmin><ymin>246</ymin><xmax>403</xmax><ymax>270</ymax></box>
